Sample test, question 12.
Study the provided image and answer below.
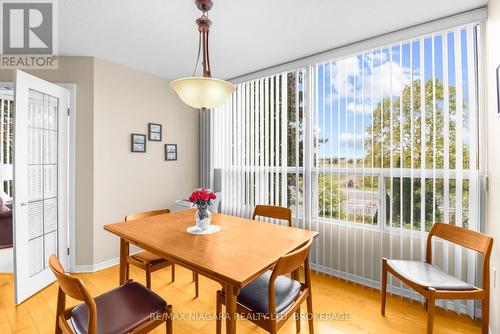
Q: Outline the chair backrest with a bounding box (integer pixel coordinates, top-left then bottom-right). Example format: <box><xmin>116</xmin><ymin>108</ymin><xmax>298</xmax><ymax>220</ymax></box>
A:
<box><xmin>426</xmin><ymin>223</ymin><xmax>494</xmax><ymax>290</ymax></box>
<box><xmin>272</xmin><ymin>239</ymin><xmax>313</xmax><ymax>277</ymax></box>
<box><xmin>426</xmin><ymin>223</ymin><xmax>493</xmax><ymax>258</ymax></box>
<box><xmin>267</xmin><ymin>239</ymin><xmax>313</xmax><ymax>314</ymax></box>
<box><xmin>252</xmin><ymin>205</ymin><xmax>292</xmax><ymax>227</ymax></box>
<box><xmin>125</xmin><ymin>208</ymin><xmax>171</xmax><ymax>222</ymax></box>
<box><xmin>49</xmin><ymin>255</ymin><xmax>97</xmax><ymax>333</ymax></box>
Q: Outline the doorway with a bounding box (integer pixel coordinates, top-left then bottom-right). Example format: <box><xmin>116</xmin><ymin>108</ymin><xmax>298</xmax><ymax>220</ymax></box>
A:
<box><xmin>0</xmin><ymin>84</ymin><xmax>14</xmax><ymax>272</ymax></box>
<box><xmin>0</xmin><ymin>71</ymin><xmax>75</xmax><ymax>304</ymax></box>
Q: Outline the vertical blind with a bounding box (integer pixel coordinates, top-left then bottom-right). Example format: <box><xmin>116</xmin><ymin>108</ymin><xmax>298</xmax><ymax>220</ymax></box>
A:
<box><xmin>211</xmin><ymin>23</ymin><xmax>482</xmax><ymax>317</ymax></box>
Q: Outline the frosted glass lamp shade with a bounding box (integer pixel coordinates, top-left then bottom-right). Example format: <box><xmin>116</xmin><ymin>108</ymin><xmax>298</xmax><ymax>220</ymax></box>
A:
<box><xmin>169</xmin><ymin>77</ymin><xmax>235</xmax><ymax>109</ymax></box>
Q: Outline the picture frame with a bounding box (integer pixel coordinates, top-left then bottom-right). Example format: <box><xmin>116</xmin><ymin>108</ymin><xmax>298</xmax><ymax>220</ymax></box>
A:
<box><xmin>148</xmin><ymin>123</ymin><xmax>162</xmax><ymax>141</ymax></box>
<box><xmin>165</xmin><ymin>144</ymin><xmax>177</xmax><ymax>161</ymax></box>
<box><xmin>131</xmin><ymin>133</ymin><xmax>146</xmax><ymax>152</ymax></box>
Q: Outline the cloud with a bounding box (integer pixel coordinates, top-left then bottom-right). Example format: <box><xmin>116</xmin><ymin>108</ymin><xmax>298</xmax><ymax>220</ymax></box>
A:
<box><xmin>325</xmin><ymin>55</ymin><xmax>412</xmax><ymax>104</ymax></box>
<box><xmin>364</xmin><ymin>60</ymin><xmax>412</xmax><ymax>98</ymax></box>
<box><xmin>329</xmin><ymin>56</ymin><xmax>361</xmax><ymax>97</ymax></box>
<box><xmin>339</xmin><ymin>132</ymin><xmax>364</xmax><ymax>148</ymax></box>
<box><xmin>347</xmin><ymin>101</ymin><xmax>373</xmax><ymax>114</ymax></box>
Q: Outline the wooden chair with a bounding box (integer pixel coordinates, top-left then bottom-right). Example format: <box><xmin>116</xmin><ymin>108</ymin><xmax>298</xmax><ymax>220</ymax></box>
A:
<box><xmin>253</xmin><ymin>205</ymin><xmax>292</xmax><ymax>227</ymax></box>
<box><xmin>216</xmin><ymin>239</ymin><xmax>314</xmax><ymax>334</ymax></box>
<box><xmin>125</xmin><ymin>209</ymin><xmax>200</xmax><ymax>297</ymax></box>
<box><xmin>381</xmin><ymin>222</ymin><xmax>493</xmax><ymax>334</ymax></box>
<box><xmin>49</xmin><ymin>254</ymin><xmax>173</xmax><ymax>334</ymax></box>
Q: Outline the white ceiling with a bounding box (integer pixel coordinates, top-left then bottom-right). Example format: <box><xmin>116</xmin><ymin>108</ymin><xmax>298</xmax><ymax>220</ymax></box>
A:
<box><xmin>59</xmin><ymin>0</ymin><xmax>487</xmax><ymax>80</ymax></box>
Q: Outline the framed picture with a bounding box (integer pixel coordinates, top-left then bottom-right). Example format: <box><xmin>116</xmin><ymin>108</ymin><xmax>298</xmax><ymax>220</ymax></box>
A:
<box><xmin>165</xmin><ymin>144</ymin><xmax>177</xmax><ymax>161</ymax></box>
<box><xmin>148</xmin><ymin>123</ymin><xmax>162</xmax><ymax>141</ymax></box>
<box><xmin>131</xmin><ymin>133</ymin><xmax>146</xmax><ymax>152</ymax></box>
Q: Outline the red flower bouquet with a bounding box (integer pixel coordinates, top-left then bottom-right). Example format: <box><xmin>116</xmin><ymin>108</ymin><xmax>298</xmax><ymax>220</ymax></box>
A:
<box><xmin>189</xmin><ymin>188</ymin><xmax>216</xmax><ymax>230</ymax></box>
<box><xmin>189</xmin><ymin>188</ymin><xmax>217</xmax><ymax>204</ymax></box>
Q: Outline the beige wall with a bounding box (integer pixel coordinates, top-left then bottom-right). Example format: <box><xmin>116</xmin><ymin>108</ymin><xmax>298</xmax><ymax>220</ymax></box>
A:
<box><xmin>486</xmin><ymin>0</ymin><xmax>500</xmax><ymax>332</ymax></box>
<box><xmin>0</xmin><ymin>56</ymin><xmax>199</xmax><ymax>267</ymax></box>
<box><xmin>92</xmin><ymin>58</ymin><xmax>198</xmax><ymax>264</ymax></box>
<box><xmin>0</xmin><ymin>56</ymin><xmax>95</xmax><ymax>265</ymax></box>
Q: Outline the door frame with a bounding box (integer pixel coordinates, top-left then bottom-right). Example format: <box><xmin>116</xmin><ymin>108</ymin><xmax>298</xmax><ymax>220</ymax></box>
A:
<box><xmin>0</xmin><ymin>81</ymin><xmax>76</xmax><ymax>273</ymax></box>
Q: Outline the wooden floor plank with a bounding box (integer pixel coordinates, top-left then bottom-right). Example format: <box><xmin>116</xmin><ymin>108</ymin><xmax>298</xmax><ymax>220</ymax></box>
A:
<box><xmin>0</xmin><ymin>266</ymin><xmax>483</xmax><ymax>333</ymax></box>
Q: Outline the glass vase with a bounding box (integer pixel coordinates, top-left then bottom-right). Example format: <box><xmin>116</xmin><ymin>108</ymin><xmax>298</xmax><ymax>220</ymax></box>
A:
<box><xmin>195</xmin><ymin>204</ymin><xmax>212</xmax><ymax>230</ymax></box>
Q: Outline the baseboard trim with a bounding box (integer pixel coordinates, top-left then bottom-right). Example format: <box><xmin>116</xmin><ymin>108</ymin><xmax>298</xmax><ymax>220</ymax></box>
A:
<box><xmin>72</xmin><ymin>251</ymin><xmax>142</xmax><ymax>273</ymax></box>
<box><xmin>73</xmin><ymin>257</ymin><xmax>120</xmax><ymax>273</ymax></box>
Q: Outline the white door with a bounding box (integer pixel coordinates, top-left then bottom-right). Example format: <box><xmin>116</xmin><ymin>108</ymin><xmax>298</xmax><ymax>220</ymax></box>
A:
<box><xmin>13</xmin><ymin>70</ymin><xmax>69</xmax><ymax>304</ymax></box>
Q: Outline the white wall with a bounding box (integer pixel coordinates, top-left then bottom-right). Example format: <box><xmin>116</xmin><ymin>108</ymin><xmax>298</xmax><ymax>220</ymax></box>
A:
<box><xmin>92</xmin><ymin>58</ymin><xmax>199</xmax><ymax>264</ymax></box>
<box><xmin>486</xmin><ymin>0</ymin><xmax>500</xmax><ymax>332</ymax></box>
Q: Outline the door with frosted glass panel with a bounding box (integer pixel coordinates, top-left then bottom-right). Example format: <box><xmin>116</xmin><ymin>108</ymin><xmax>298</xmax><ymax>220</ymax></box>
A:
<box><xmin>14</xmin><ymin>70</ymin><xmax>68</xmax><ymax>304</ymax></box>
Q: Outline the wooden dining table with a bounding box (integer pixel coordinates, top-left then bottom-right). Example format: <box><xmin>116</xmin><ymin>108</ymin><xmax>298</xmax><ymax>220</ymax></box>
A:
<box><xmin>104</xmin><ymin>209</ymin><xmax>318</xmax><ymax>334</ymax></box>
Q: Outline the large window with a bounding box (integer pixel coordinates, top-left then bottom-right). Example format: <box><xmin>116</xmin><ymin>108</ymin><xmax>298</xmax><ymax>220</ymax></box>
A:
<box><xmin>313</xmin><ymin>25</ymin><xmax>479</xmax><ymax>232</ymax></box>
<box><xmin>213</xmin><ymin>24</ymin><xmax>479</xmax><ymax>232</ymax></box>
<box><xmin>211</xmin><ymin>23</ymin><xmax>482</xmax><ymax>315</ymax></box>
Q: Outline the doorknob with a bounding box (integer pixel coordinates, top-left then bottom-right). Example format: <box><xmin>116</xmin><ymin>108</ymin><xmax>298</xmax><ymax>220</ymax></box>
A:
<box><xmin>20</xmin><ymin>202</ymin><xmax>27</xmax><ymax>207</ymax></box>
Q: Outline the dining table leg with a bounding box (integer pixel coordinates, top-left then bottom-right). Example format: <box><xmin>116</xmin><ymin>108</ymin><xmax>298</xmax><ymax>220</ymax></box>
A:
<box><xmin>224</xmin><ymin>283</ymin><xmax>238</xmax><ymax>334</ymax></box>
<box><xmin>119</xmin><ymin>238</ymin><xmax>130</xmax><ymax>285</ymax></box>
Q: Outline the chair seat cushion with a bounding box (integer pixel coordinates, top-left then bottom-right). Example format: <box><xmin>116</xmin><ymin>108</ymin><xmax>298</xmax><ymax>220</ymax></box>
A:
<box><xmin>132</xmin><ymin>251</ymin><xmax>168</xmax><ymax>264</ymax></box>
<box><xmin>237</xmin><ymin>270</ymin><xmax>301</xmax><ymax>314</ymax></box>
<box><xmin>387</xmin><ymin>260</ymin><xmax>475</xmax><ymax>291</ymax></box>
<box><xmin>70</xmin><ymin>281</ymin><xmax>166</xmax><ymax>334</ymax></box>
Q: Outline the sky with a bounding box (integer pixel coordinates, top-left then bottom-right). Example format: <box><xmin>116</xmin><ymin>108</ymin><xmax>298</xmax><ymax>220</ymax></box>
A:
<box><xmin>312</xmin><ymin>26</ymin><xmax>475</xmax><ymax>160</ymax></box>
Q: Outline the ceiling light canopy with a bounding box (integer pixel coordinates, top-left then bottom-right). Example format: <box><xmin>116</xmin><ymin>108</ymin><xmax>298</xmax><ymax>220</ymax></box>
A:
<box><xmin>170</xmin><ymin>0</ymin><xmax>234</xmax><ymax>110</ymax></box>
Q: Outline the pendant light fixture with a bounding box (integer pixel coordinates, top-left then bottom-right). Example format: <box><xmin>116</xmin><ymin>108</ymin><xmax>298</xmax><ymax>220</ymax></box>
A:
<box><xmin>170</xmin><ymin>0</ymin><xmax>234</xmax><ymax>109</ymax></box>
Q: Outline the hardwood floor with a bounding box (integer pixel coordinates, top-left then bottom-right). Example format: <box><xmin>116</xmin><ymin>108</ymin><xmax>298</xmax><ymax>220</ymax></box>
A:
<box><xmin>0</xmin><ymin>265</ymin><xmax>482</xmax><ymax>333</ymax></box>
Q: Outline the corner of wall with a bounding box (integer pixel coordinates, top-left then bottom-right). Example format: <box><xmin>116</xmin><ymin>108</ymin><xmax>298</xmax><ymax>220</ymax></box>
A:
<box><xmin>486</xmin><ymin>1</ymin><xmax>500</xmax><ymax>333</ymax></box>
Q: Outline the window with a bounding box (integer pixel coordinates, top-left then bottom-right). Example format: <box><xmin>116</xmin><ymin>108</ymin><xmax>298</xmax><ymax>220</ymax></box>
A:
<box><xmin>210</xmin><ymin>22</ymin><xmax>482</xmax><ymax>315</ymax></box>
<box><xmin>213</xmin><ymin>24</ymin><xmax>479</xmax><ymax>233</ymax></box>
<box><xmin>314</xmin><ymin>25</ymin><xmax>479</xmax><ymax>232</ymax></box>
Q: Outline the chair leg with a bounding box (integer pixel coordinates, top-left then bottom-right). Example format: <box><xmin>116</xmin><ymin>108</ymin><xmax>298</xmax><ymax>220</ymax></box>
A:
<box><xmin>55</xmin><ymin>288</ymin><xmax>65</xmax><ymax>334</ymax></box>
<box><xmin>194</xmin><ymin>273</ymin><xmax>199</xmax><ymax>298</ymax></box>
<box><xmin>482</xmin><ymin>296</ymin><xmax>489</xmax><ymax>334</ymax></box>
<box><xmin>306</xmin><ymin>292</ymin><xmax>314</xmax><ymax>334</ymax></box>
<box><xmin>171</xmin><ymin>264</ymin><xmax>175</xmax><ymax>283</ymax></box>
<box><xmin>165</xmin><ymin>304</ymin><xmax>173</xmax><ymax>334</ymax></box>
<box><xmin>216</xmin><ymin>291</ymin><xmax>223</xmax><ymax>334</ymax></box>
<box><xmin>381</xmin><ymin>258</ymin><xmax>388</xmax><ymax>316</ymax></box>
<box><xmin>295</xmin><ymin>308</ymin><xmax>301</xmax><ymax>333</ymax></box>
<box><xmin>270</xmin><ymin>319</ymin><xmax>278</xmax><ymax>334</ymax></box>
<box><xmin>427</xmin><ymin>288</ymin><xmax>436</xmax><ymax>334</ymax></box>
<box><xmin>146</xmin><ymin>263</ymin><xmax>152</xmax><ymax>289</ymax></box>
<box><xmin>125</xmin><ymin>261</ymin><xmax>130</xmax><ymax>282</ymax></box>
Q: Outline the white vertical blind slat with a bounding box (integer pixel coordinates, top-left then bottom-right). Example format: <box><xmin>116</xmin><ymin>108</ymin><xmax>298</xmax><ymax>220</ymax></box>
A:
<box><xmin>466</xmin><ymin>25</ymin><xmax>479</xmax><ymax>317</ymax></box>
<box><xmin>454</xmin><ymin>28</ymin><xmax>464</xmax><ymax>313</ymax></box>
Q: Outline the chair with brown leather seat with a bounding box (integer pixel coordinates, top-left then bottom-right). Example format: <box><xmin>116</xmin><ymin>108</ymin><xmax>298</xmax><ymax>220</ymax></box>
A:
<box><xmin>125</xmin><ymin>208</ymin><xmax>200</xmax><ymax>297</ymax></box>
<box><xmin>381</xmin><ymin>222</ymin><xmax>493</xmax><ymax>334</ymax></box>
<box><xmin>252</xmin><ymin>205</ymin><xmax>292</xmax><ymax>227</ymax></box>
<box><xmin>215</xmin><ymin>239</ymin><xmax>315</xmax><ymax>334</ymax></box>
<box><xmin>49</xmin><ymin>254</ymin><xmax>173</xmax><ymax>334</ymax></box>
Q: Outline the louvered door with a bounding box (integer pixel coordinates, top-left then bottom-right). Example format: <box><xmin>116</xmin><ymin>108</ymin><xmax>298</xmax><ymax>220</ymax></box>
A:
<box><xmin>13</xmin><ymin>70</ymin><xmax>69</xmax><ymax>304</ymax></box>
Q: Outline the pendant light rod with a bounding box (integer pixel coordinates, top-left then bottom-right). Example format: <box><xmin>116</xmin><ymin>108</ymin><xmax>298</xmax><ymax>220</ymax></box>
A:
<box><xmin>169</xmin><ymin>0</ymin><xmax>235</xmax><ymax>110</ymax></box>
<box><xmin>195</xmin><ymin>0</ymin><xmax>213</xmax><ymax>78</ymax></box>
<box><xmin>196</xmin><ymin>15</ymin><xmax>212</xmax><ymax>78</ymax></box>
